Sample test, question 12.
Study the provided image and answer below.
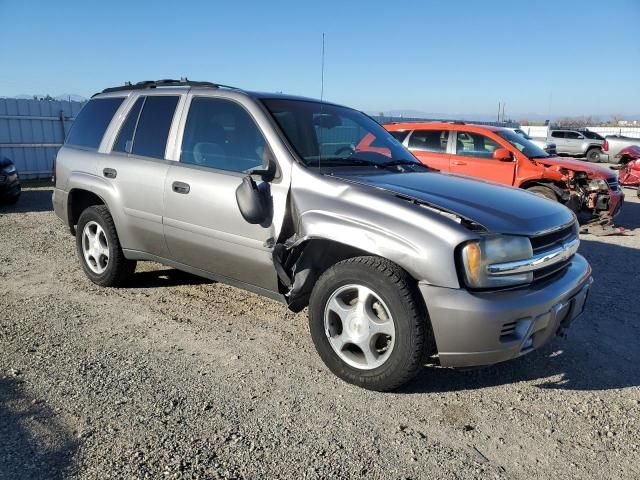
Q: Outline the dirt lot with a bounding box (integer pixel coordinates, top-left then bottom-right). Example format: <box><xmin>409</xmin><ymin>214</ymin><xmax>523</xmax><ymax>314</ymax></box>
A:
<box><xmin>1</xmin><ymin>184</ymin><xmax>639</xmax><ymax>480</ymax></box>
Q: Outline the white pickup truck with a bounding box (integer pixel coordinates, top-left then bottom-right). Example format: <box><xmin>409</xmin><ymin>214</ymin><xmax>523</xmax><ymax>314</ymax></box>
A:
<box><xmin>546</xmin><ymin>127</ymin><xmax>607</xmax><ymax>162</ymax></box>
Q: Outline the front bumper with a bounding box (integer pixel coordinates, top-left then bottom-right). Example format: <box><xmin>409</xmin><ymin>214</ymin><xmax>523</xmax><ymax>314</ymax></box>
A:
<box><xmin>607</xmin><ymin>188</ymin><xmax>624</xmax><ymax>217</ymax></box>
<box><xmin>420</xmin><ymin>253</ymin><xmax>593</xmax><ymax>368</ymax></box>
<box><xmin>0</xmin><ymin>172</ymin><xmax>20</xmax><ymax>198</ymax></box>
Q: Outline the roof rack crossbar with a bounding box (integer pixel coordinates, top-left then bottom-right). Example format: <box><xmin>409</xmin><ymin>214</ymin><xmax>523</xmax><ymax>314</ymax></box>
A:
<box><xmin>98</xmin><ymin>78</ymin><xmax>238</xmax><ymax>95</ymax></box>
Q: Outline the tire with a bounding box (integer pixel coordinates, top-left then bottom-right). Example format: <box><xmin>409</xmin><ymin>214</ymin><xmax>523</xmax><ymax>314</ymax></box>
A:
<box><xmin>586</xmin><ymin>148</ymin><xmax>602</xmax><ymax>163</ymax></box>
<box><xmin>527</xmin><ymin>185</ymin><xmax>558</xmax><ymax>202</ymax></box>
<box><xmin>75</xmin><ymin>205</ymin><xmax>136</xmax><ymax>287</ymax></box>
<box><xmin>308</xmin><ymin>256</ymin><xmax>427</xmax><ymax>391</ymax></box>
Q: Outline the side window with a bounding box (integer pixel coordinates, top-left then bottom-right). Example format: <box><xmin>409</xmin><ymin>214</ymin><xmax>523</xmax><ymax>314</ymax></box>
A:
<box><xmin>551</xmin><ymin>131</ymin><xmax>565</xmax><ymax>139</ymax></box>
<box><xmin>113</xmin><ymin>97</ymin><xmax>145</xmax><ymax>153</ymax></box>
<box><xmin>388</xmin><ymin>130</ymin><xmax>409</xmax><ymax>143</ymax></box>
<box><xmin>455</xmin><ymin>131</ymin><xmax>501</xmax><ymax>159</ymax></box>
<box><xmin>66</xmin><ymin>97</ymin><xmax>124</xmax><ymax>149</ymax></box>
<box><xmin>130</xmin><ymin>96</ymin><xmax>179</xmax><ymax>159</ymax></box>
<box><xmin>180</xmin><ymin>97</ymin><xmax>268</xmax><ymax>173</ymax></box>
<box><xmin>565</xmin><ymin>131</ymin><xmax>582</xmax><ymax>139</ymax></box>
<box><xmin>409</xmin><ymin>130</ymin><xmax>449</xmax><ymax>153</ymax></box>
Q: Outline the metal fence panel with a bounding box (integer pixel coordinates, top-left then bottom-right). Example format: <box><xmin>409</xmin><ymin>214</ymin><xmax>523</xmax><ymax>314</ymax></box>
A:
<box><xmin>0</xmin><ymin>98</ymin><xmax>86</xmax><ymax>178</ymax></box>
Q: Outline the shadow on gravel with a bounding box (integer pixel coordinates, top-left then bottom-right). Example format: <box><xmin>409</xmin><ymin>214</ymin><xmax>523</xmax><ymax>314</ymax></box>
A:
<box><xmin>0</xmin><ymin>377</ymin><xmax>77</xmax><ymax>479</ymax></box>
<box><xmin>124</xmin><ymin>268</ymin><xmax>214</xmax><ymax>288</ymax></box>
<box><xmin>0</xmin><ymin>188</ymin><xmax>53</xmax><ymax>214</ymax></box>
<box><xmin>404</xmin><ymin>238</ymin><xmax>640</xmax><ymax>394</ymax></box>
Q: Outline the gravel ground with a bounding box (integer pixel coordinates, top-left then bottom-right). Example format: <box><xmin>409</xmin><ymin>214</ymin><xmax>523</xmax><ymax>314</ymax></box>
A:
<box><xmin>1</xmin><ymin>184</ymin><xmax>639</xmax><ymax>480</ymax></box>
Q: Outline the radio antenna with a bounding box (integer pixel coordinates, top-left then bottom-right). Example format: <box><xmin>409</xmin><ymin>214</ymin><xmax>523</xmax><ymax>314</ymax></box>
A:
<box><xmin>320</xmin><ymin>33</ymin><xmax>326</xmax><ymax>101</ymax></box>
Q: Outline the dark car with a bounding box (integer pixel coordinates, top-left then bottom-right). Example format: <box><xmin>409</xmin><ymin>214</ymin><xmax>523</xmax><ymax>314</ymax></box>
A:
<box><xmin>0</xmin><ymin>157</ymin><xmax>21</xmax><ymax>204</ymax></box>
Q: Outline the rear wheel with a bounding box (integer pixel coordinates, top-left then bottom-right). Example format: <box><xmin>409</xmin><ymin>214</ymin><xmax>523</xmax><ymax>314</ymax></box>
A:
<box><xmin>76</xmin><ymin>205</ymin><xmax>136</xmax><ymax>287</ymax></box>
<box><xmin>527</xmin><ymin>185</ymin><xmax>558</xmax><ymax>202</ymax></box>
<box><xmin>586</xmin><ymin>148</ymin><xmax>602</xmax><ymax>163</ymax></box>
<box><xmin>308</xmin><ymin>256</ymin><xmax>427</xmax><ymax>391</ymax></box>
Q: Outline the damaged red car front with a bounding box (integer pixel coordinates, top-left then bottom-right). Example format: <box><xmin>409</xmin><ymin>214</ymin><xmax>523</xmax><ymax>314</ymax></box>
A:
<box><xmin>534</xmin><ymin>157</ymin><xmax>624</xmax><ymax>223</ymax></box>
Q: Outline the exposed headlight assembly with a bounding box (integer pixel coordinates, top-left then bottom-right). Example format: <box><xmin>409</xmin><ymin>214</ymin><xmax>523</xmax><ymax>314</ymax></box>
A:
<box><xmin>587</xmin><ymin>178</ymin><xmax>608</xmax><ymax>192</ymax></box>
<box><xmin>459</xmin><ymin>235</ymin><xmax>533</xmax><ymax>289</ymax></box>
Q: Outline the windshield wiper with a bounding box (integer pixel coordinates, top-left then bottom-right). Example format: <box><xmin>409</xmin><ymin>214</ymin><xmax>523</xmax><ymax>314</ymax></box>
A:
<box><xmin>379</xmin><ymin>159</ymin><xmax>424</xmax><ymax>168</ymax></box>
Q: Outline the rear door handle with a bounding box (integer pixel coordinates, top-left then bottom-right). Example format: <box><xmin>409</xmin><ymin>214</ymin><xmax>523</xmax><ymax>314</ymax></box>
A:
<box><xmin>451</xmin><ymin>160</ymin><xmax>467</xmax><ymax>166</ymax></box>
<box><xmin>172</xmin><ymin>181</ymin><xmax>190</xmax><ymax>194</ymax></box>
<box><xmin>103</xmin><ymin>168</ymin><xmax>117</xmax><ymax>179</ymax></box>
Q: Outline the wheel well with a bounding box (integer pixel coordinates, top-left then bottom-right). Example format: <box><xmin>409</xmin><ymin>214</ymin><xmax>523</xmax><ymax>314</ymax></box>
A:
<box><xmin>68</xmin><ymin>189</ymin><xmax>105</xmax><ymax>233</ymax></box>
<box><xmin>520</xmin><ymin>181</ymin><xmax>566</xmax><ymax>202</ymax></box>
<box><xmin>281</xmin><ymin>239</ymin><xmax>379</xmax><ymax>312</ymax></box>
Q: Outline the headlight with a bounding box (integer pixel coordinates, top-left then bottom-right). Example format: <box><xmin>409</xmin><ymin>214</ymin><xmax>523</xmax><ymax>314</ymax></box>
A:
<box><xmin>2</xmin><ymin>165</ymin><xmax>16</xmax><ymax>175</ymax></box>
<box><xmin>459</xmin><ymin>235</ymin><xmax>533</xmax><ymax>289</ymax></box>
<box><xmin>587</xmin><ymin>178</ymin><xmax>608</xmax><ymax>192</ymax></box>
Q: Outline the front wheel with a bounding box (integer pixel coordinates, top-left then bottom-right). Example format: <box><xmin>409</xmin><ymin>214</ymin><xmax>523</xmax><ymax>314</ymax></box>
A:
<box><xmin>526</xmin><ymin>185</ymin><xmax>558</xmax><ymax>202</ymax></box>
<box><xmin>76</xmin><ymin>205</ymin><xmax>136</xmax><ymax>287</ymax></box>
<box><xmin>308</xmin><ymin>256</ymin><xmax>427</xmax><ymax>391</ymax></box>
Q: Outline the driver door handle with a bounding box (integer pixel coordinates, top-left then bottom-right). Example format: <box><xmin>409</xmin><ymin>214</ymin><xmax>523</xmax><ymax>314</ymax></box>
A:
<box><xmin>451</xmin><ymin>160</ymin><xmax>467</xmax><ymax>166</ymax></box>
<box><xmin>172</xmin><ymin>181</ymin><xmax>190</xmax><ymax>194</ymax></box>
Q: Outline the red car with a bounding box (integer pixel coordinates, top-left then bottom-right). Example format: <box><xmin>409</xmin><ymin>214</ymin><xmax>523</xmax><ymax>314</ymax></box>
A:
<box><xmin>374</xmin><ymin>122</ymin><xmax>624</xmax><ymax>222</ymax></box>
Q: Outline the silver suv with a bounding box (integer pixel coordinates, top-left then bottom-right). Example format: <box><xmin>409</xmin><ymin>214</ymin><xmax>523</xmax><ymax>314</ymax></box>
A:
<box><xmin>53</xmin><ymin>79</ymin><xmax>593</xmax><ymax>391</ymax></box>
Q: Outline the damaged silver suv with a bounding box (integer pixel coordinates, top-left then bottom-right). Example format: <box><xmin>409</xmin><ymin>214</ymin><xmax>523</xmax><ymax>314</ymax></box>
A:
<box><xmin>53</xmin><ymin>80</ymin><xmax>593</xmax><ymax>391</ymax></box>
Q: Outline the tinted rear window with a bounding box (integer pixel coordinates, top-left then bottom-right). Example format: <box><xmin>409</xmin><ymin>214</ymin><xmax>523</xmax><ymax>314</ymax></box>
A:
<box><xmin>66</xmin><ymin>97</ymin><xmax>124</xmax><ymax>149</ymax></box>
<box><xmin>129</xmin><ymin>96</ymin><xmax>179</xmax><ymax>159</ymax></box>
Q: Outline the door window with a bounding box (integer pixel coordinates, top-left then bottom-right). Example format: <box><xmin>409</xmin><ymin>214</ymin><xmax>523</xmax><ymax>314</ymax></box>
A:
<box><xmin>388</xmin><ymin>130</ymin><xmax>409</xmax><ymax>143</ymax></box>
<box><xmin>455</xmin><ymin>132</ymin><xmax>501</xmax><ymax>158</ymax></box>
<box><xmin>565</xmin><ymin>131</ymin><xmax>583</xmax><ymax>139</ymax></box>
<box><xmin>112</xmin><ymin>96</ymin><xmax>179</xmax><ymax>159</ymax></box>
<box><xmin>180</xmin><ymin>97</ymin><xmax>268</xmax><ymax>173</ymax></box>
<box><xmin>113</xmin><ymin>97</ymin><xmax>144</xmax><ymax>153</ymax></box>
<box><xmin>551</xmin><ymin>131</ymin><xmax>566</xmax><ymax>138</ymax></box>
<box><xmin>131</xmin><ymin>96</ymin><xmax>179</xmax><ymax>159</ymax></box>
<box><xmin>409</xmin><ymin>130</ymin><xmax>449</xmax><ymax>153</ymax></box>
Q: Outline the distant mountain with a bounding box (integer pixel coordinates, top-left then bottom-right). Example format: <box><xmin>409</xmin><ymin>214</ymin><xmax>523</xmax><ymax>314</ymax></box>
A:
<box><xmin>371</xmin><ymin>110</ymin><xmax>640</xmax><ymax>123</ymax></box>
<box><xmin>54</xmin><ymin>94</ymin><xmax>88</xmax><ymax>102</ymax></box>
<box><xmin>8</xmin><ymin>94</ymin><xmax>87</xmax><ymax>102</ymax></box>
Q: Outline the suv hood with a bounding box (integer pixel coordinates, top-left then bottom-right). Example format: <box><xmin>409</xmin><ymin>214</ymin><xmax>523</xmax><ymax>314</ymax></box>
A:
<box><xmin>336</xmin><ymin>171</ymin><xmax>575</xmax><ymax>236</ymax></box>
<box><xmin>537</xmin><ymin>156</ymin><xmax>612</xmax><ymax>179</ymax></box>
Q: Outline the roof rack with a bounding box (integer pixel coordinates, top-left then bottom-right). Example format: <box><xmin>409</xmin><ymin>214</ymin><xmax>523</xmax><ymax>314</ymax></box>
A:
<box><xmin>97</xmin><ymin>78</ymin><xmax>239</xmax><ymax>95</ymax></box>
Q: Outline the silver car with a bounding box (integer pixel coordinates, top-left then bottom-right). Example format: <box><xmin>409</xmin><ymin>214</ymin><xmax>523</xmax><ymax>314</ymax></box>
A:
<box><xmin>53</xmin><ymin>80</ymin><xmax>593</xmax><ymax>391</ymax></box>
<box><xmin>548</xmin><ymin>128</ymin><xmax>608</xmax><ymax>162</ymax></box>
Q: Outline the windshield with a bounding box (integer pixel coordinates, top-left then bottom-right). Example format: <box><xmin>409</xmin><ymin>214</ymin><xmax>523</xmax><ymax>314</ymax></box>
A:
<box><xmin>261</xmin><ymin>99</ymin><xmax>419</xmax><ymax>167</ymax></box>
<box><xmin>513</xmin><ymin>128</ymin><xmax>532</xmax><ymax>140</ymax></box>
<box><xmin>496</xmin><ymin>129</ymin><xmax>550</xmax><ymax>159</ymax></box>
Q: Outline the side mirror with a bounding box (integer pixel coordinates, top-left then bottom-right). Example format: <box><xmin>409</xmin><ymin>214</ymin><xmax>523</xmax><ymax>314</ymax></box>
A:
<box><xmin>236</xmin><ymin>176</ymin><xmax>268</xmax><ymax>224</ymax></box>
<box><xmin>492</xmin><ymin>147</ymin><xmax>513</xmax><ymax>162</ymax></box>
<box><xmin>246</xmin><ymin>153</ymin><xmax>277</xmax><ymax>182</ymax></box>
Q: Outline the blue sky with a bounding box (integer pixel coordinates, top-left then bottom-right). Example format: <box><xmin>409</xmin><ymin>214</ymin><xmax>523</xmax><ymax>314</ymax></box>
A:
<box><xmin>1</xmin><ymin>0</ymin><xmax>639</xmax><ymax>118</ymax></box>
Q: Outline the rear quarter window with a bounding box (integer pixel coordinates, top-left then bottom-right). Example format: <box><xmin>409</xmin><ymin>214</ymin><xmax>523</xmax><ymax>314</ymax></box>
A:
<box><xmin>65</xmin><ymin>97</ymin><xmax>124</xmax><ymax>149</ymax></box>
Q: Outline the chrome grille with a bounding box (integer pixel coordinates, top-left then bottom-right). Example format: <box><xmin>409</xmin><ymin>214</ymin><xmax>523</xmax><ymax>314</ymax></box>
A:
<box><xmin>528</xmin><ymin>222</ymin><xmax>579</xmax><ymax>281</ymax></box>
<box><xmin>530</xmin><ymin>223</ymin><xmax>578</xmax><ymax>254</ymax></box>
<box><xmin>0</xmin><ymin>175</ymin><xmax>6</xmax><ymax>182</ymax></box>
